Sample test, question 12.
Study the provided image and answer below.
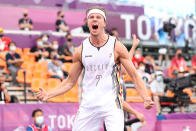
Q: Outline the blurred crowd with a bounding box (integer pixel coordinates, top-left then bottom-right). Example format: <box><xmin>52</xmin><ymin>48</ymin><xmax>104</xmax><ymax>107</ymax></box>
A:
<box><xmin>0</xmin><ymin>10</ymin><xmax>195</xmax><ymax>116</ymax></box>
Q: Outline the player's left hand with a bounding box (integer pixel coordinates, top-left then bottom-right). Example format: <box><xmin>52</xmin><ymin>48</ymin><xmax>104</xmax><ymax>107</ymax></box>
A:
<box><xmin>144</xmin><ymin>97</ymin><xmax>154</xmax><ymax>109</ymax></box>
<box><xmin>135</xmin><ymin>112</ymin><xmax>145</xmax><ymax>122</ymax></box>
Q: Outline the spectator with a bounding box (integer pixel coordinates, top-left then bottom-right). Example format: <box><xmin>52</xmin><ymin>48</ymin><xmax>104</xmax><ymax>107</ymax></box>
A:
<box><xmin>132</xmin><ymin>49</ymin><xmax>145</xmax><ymax>69</ymax></box>
<box><xmin>144</xmin><ymin>55</ymin><xmax>155</xmax><ymax>74</ymax></box>
<box><xmin>71</xmin><ymin>18</ymin><xmax>90</xmax><ymax>34</ymax></box>
<box><xmin>60</xmin><ymin>33</ymin><xmax>74</xmax><ymax>56</ymax></box>
<box><xmin>47</xmin><ymin>53</ymin><xmax>68</xmax><ymax>80</ymax></box>
<box><xmin>55</xmin><ymin>11</ymin><xmax>69</xmax><ymax>32</ymax></box>
<box><xmin>18</xmin><ymin>10</ymin><xmax>33</xmax><ymax>31</ymax></box>
<box><xmin>110</xmin><ymin>28</ymin><xmax>120</xmax><ymax>40</ymax></box>
<box><xmin>137</xmin><ymin>62</ymin><xmax>152</xmax><ymax>88</ymax></box>
<box><xmin>30</xmin><ymin>38</ymin><xmax>49</xmax><ymax>62</ymax></box>
<box><xmin>46</xmin><ymin>40</ymin><xmax>60</xmax><ymax>59</ymax></box>
<box><xmin>0</xmin><ymin>28</ymin><xmax>11</xmax><ymax>52</ymax></box>
<box><xmin>191</xmin><ymin>55</ymin><xmax>196</xmax><ymax>74</ymax></box>
<box><xmin>0</xmin><ymin>78</ymin><xmax>11</xmax><ymax>104</ymax></box>
<box><xmin>40</xmin><ymin>33</ymin><xmax>51</xmax><ymax>48</ymax></box>
<box><xmin>170</xmin><ymin>48</ymin><xmax>186</xmax><ymax>77</ymax></box>
<box><xmin>27</xmin><ymin>109</ymin><xmax>52</xmax><ymax>131</ymax></box>
<box><xmin>150</xmin><ymin>71</ymin><xmax>165</xmax><ymax>114</ymax></box>
<box><xmin>82</xmin><ymin>18</ymin><xmax>90</xmax><ymax>33</ymax></box>
<box><xmin>6</xmin><ymin>42</ymin><xmax>23</xmax><ymax>86</ymax></box>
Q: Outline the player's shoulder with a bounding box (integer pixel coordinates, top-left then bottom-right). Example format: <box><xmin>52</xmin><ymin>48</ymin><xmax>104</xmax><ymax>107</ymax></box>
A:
<box><xmin>114</xmin><ymin>39</ymin><xmax>127</xmax><ymax>52</ymax></box>
<box><xmin>72</xmin><ymin>43</ymin><xmax>83</xmax><ymax>62</ymax></box>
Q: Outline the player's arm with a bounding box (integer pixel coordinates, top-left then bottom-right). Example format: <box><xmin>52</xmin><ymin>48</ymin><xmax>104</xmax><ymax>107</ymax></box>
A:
<box><xmin>36</xmin><ymin>46</ymin><xmax>83</xmax><ymax>101</ymax></box>
<box><xmin>123</xmin><ymin>101</ymin><xmax>144</xmax><ymax>122</ymax></box>
<box><xmin>59</xmin><ymin>24</ymin><xmax>69</xmax><ymax>32</ymax></box>
<box><xmin>115</xmin><ymin>40</ymin><xmax>153</xmax><ymax>109</ymax></box>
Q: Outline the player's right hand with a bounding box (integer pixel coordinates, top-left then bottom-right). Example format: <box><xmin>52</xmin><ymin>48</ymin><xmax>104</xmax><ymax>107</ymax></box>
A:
<box><xmin>36</xmin><ymin>88</ymin><xmax>48</xmax><ymax>101</ymax></box>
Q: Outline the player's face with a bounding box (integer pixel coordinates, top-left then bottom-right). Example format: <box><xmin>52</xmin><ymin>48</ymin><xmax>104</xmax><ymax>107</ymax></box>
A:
<box><xmin>87</xmin><ymin>13</ymin><xmax>106</xmax><ymax>36</ymax></box>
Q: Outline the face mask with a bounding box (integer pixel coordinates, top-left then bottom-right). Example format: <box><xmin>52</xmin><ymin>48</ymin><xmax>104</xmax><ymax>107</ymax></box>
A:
<box><xmin>146</xmin><ymin>61</ymin><xmax>150</xmax><ymax>64</ymax></box>
<box><xmin>178</xmin><ymin>53</ymin><xmax>182</xmax><ymax>58</ymax></box>
<box><xmin>0</xmin><ymin>34</ymin><xmax>3</xmax><ymax>37</ymax></box>
<box><xmin>113</xmin><ymin>32</ymin><xmax>118</xmax><ymax>36</ymax></box>
<box><xmin>37</xmin><ymin>41</ymin><xmax>43</xmax><ymax>47</ymax></box>
<box><xmin>24</xmin><ymin>14</ymin><xmax>28</xmax><ymax>17</ymax></box>
<box><xmin>156</xmin><ymin>76</ymin><xmax>163</xmax><ymax>82</ymax></box>
<box><xmin>139</xmin><ymin>66</ymin><xmax>145</xmax><ymax>71</ymax></box>
<box><xmin>53</xmin><ymin>44</ymin><xmax>58</xmax><ymax>49</ymax></box>
<box><xmin>42</xmin><ymin>37</ymin><xmax>48</xmax><ymax>42</ymax></box>
<box><xmin>135</xmin><ymin>54</ymin><xmax>141</xmax><ymax>59</ymax></box>
<box><xmin>10</xmin><ymin>46</ymin><xmax>16</xmax><ymax>51</ymax></box>
<box><xmin>67</xmin><ymin>38</ymin><xmax>72</xmax><ymax>42</ymax></box>
<box><xmin>53</xmin><ymin>55</ymin><xmax>58</xmax><ymax>60</ymax></box>
<box><xmin>35</xmin><ymin>116</ymin><xmax>44</xmax><ymax>125</ymax></box>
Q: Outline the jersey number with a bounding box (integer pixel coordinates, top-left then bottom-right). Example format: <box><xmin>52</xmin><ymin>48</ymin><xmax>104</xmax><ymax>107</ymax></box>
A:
<box><xmin>96</xmin><ymin>75</ymin><xmax>102</xmax><ymax>86</ymax></box>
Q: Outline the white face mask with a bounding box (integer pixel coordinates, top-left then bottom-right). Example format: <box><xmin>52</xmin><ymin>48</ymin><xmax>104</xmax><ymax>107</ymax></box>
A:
<box><xmin>135</xmin><ymin>54</ymin><xmax>141</xmax><ymax>59</ymax></box>
<box><xmin>42</xmin><ymin>37</ymin><xmax>48</xmax><ymax>42</ymax></box>
<box><xmin>139</xmin><ymin>66</ymin><xmax>145</xmax><ymax>71</ymax></box>
<box><xmin>53</xmin><ymin>44</ymin><xmax>58</xmax><ymax>49</ymax></box>
<box><xmin>35</xmin><ymin>116</ymin><xmax>44</xmax><ymax>124</ymax></box>
<box><xmin>156</xmin><ymin>76</ymin><xmax>163</xmax><ymax>82</ymax></box>
<box><xmin>37</xmin><ymin>41</ymin><xmax>43</xmax><ymax>47</ymax></box>
<box><xmin>10</xmin><ymin>46</ymin><xmax>16</xmax><ymax>51</ymax></box>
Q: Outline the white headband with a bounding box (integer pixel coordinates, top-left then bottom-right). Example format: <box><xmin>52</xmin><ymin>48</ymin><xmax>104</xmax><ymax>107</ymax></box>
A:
<box><xmin>87</xmin><ymin>9</ymin><xmax>106</xmax><ymax>20</ymax></box>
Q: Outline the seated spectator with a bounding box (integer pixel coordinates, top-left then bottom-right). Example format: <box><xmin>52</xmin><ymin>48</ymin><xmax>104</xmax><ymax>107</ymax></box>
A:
<box><xmin>170</xmin><ymin>48</ymin><xmax>186</xmax><ymax>77</ymax></box>
<box><xmin>18</xmin><ymin>10</ymin><xmax>33</xmax><ymax>31</ymax></box>
<box><xmin>30</xmin><ymin>38</ymin><xmax>49</xmax><ymax>62</ymax></box>
<box><xmin>132</xmin><ymin>49</ymin><xmax>145</xmax><ymax>69</ymax></box>
<box><xmin>40</xmin><ymin>33</ymin><xmax>51</xmax><ymax>48</ymax></box>
<box><xmin>71</xmin><ymin>18</ymin><xmax>90</xmax><ymax>34</ymax></box>
<box><xmin>82</xmin><ymin>18</ymin><xmax>90</xmax><ymax>33</ymax></box>
<box><xmin>47</xmin><ymin>53</ymin><xmax>68</xmax><ymax>80</ymax></box>
<box><xmin>110</xmin><ymin>28</ymin><xmax>120</xmax><ymax>40</ymax></box>
<box><xmin>0</xmin><ymin>78</ymin><xmax>11</xmax><ymax>104</ymax></box>
<box><xmin>27</xmin><ymin>109</ymin><xmax>52</xmax><ymax>131</ymax></box>
<box><xmin>150</xmin><ymin>71</ymin><xmax>165</xmax><ymax>114</ymax></box>
<box><xmin>191</xmin><ymin>55</ymin><xmax>196</xmax><ymax>74</ymax></box>
<box><xmin>6</xmin><ymin>42</ymin><xmax>23</xmax><ymax>86</ymax></box>
<box><xmin>46</xmin><ymin>40</ymin><xmax>59</xmax><ymax>58</ymax></box>
<box><xmin>55</xmin><ymin>11</ymin><xmax>69</xmax><ymax>32</ymax></box>
<box><xmin>137</xmin><ymin>62</ymin><xmax>152</xmax><ymax>88</ymax></box>
<box><xmin>144</xmin><ymin>55</ymin><xmax>155</xmax><ymax>74</ymax></box>
<box><xmin>59</xmin><ymin>33</ymin><xmax>75</xmax><ymax>56</ymax></box>
<box><xmin>0</xmin><ymin>28</ymin><xmax>11</xmax><ymax>52</ymax></box>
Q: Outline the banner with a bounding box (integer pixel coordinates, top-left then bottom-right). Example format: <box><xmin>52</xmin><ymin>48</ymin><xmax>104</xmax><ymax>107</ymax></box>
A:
<box><xmin>0</xmin><ymin>103</ymin><xmax>156</xmax><ymax>131</ymax></box>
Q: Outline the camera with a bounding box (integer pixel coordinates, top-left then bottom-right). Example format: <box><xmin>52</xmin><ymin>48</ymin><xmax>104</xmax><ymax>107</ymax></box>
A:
<box><xmin>163</xmin><ymin>74</ymin><xmax>196</xmax><ymax>106</ymax></box>
<box><xmin>163</xmin><ymin>18</ymin><xmax>176</xmax><ymax>36</ymax></box>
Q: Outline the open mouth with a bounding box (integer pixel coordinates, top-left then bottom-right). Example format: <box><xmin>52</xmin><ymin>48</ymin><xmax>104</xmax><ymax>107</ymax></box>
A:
<box><xmin>92</xmin><ymin>24</ymin><xmax>98</xmax><ymax>30</ymax></box>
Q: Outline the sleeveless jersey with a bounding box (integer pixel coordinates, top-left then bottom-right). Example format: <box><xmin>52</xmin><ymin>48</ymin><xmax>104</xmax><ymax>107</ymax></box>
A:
<box><xmin>81</xmin><ymin>35</ymin><xmax>122</xmax><ymax>108</ymax></box>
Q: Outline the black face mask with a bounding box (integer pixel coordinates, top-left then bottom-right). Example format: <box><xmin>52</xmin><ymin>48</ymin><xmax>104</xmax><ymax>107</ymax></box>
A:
<box><xmin>53</xmin><ymin>55</ymin><xmax>57</xmax><ymax>60</ymax></box>
<box><xmin>0</xmin><ymin>34</ymin><xmax>3</xmax><ymax>37</ymax></box>
<box><xmin>178</xmin><ymin>53</ymin><xmax>182</xmax><ymax>58</ymax></box>
<box><xmin>61</xmin><ymin>15</ymin><xmax>64</xmax><ymax>18</ymax></box>
<box><xmin>67</xmin><ymin>38</ymin><xmax>72</xmax><ymax>42</ymax></box>
<box><xmin>24</xmin><ymin>14</ymin><xmax>28</xmax><ymax>17</ymax></box>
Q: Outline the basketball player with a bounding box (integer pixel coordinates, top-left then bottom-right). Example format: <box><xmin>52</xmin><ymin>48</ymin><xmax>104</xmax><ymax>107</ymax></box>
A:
<box><xmin>36</xmin><ymin>6</ymin><xmax>154</xmax><ymax>131</ymax></box>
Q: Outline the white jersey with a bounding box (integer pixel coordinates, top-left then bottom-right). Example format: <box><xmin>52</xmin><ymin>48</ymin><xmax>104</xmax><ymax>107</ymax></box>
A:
<box><xmin>81</xmin><ymin>35</ymin><xmax>122</xmax><ymax>108</ymax></box>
